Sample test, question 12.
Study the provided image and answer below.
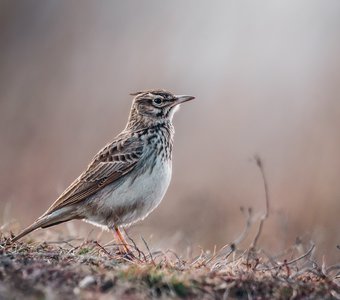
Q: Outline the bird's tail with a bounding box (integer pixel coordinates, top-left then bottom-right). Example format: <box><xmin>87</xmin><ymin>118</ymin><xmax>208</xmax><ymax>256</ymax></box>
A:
<box><xmin>11</xmin><ymin>207</ymin><xmax>80</xmax><ymax>242</ymax></box>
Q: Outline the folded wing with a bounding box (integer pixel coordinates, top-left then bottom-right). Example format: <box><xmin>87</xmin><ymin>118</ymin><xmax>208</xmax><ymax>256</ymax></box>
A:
<box><xmin>44</xmin><ymin>135</ymin><xmax>144</xmax><ymax>216</ymax></box>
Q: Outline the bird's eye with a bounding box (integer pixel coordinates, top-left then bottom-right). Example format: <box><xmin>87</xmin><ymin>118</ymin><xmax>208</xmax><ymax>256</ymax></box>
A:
<box><xmin>153</xmin><ymin>98</ymin><xmax>163</xmax><ymax>105</ymax></box>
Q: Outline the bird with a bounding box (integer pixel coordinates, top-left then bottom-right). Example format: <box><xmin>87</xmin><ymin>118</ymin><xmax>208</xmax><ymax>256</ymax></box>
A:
<box><xmin>12</xmin><ymin>89</ymin><xmax>195</xmax><ymax>251</ymax></box>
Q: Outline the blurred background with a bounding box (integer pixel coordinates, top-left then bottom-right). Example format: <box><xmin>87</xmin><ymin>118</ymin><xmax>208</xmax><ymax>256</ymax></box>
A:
<box><xmin>0</xmin><ymin>0</ymin><xmax>339</xmax><ymax>262</ymax></box>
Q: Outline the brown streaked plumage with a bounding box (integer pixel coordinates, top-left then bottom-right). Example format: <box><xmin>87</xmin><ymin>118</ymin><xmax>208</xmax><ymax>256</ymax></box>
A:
<box><xmin>12</xmin><ymin>89</ymin><xmax>195</xmax><ymax>249</ymax></box>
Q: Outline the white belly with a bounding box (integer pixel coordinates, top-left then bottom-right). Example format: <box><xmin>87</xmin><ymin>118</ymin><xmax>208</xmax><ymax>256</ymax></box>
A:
<box><xmin>84</xmin><ymin>158</ymin><xmax>172</xmax><ymax>228</ymax></box>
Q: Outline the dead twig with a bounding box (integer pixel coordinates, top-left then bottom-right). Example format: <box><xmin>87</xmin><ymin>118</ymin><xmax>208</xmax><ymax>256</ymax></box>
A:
<box><xmin>261</xmin><ymin>244</ymin><xmax>315</xmax><ymax>271</ymax></box>
<box><xmin>326</xmin><ymin>264</ymin><xmax>340</xmax><ymax>276</ymax></box>
<box><xmin>92</xmin><ymin>240</ymin><xmax>114</xmax><ymax>258</ymax></box>
<box><xmin>234</xmin><ymin>207</ymin><xmax>253</xmax><ymax>246</ymax></box>
<box><xmin>207</xmin><ymin>206</ymin><xmax>253</xmax><ymax>268</ymax></box>
<box><xmin>141</xmin><ymin>236</ymin><xmax>156</xmax><ymax>266</ymax></box>
<box><xmin>127</xmin><ymin>235</ymin><xmax>145</xmax><ymax>262</ymax></box>
<box><xmin>165</xmin><ymin>249</ymin><xmax>185</xmax><ymax>268</ymax></box>
<box><xmin>250</xmin><ymin>155</ymin><xmax>270</xmax><ymax>250</ymax></box>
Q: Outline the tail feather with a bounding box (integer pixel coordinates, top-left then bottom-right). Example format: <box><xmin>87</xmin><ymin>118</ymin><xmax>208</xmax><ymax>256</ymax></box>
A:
<box><xmin>11</xmin><ymin>208</ymin><xmax>80</xmax><ymax>242</ymax></box>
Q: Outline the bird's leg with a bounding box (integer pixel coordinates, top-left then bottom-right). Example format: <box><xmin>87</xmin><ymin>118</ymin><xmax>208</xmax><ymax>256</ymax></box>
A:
<box><xmin>113</xmin><ymin>225</ymin><xmax>130</xmax><ymax>254</ymax></box>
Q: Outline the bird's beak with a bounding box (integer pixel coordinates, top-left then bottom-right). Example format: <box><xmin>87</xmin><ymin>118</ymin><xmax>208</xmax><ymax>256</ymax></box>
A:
<box><xmin>174</xmin><ymin>95</ymin><xmax>195</xmax><ymax>105</ymax></box>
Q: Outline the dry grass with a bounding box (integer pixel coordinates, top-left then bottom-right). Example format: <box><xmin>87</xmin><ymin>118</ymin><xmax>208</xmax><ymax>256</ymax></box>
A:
<box><xmin>1</xmin><ymin>158</ymin><xmax>339</xmax><ymax>299</ymax></box>
<box><xmin>0</xmin><ymin>233</ymin><xmax>339</xmax><ymax>300</ymax></box>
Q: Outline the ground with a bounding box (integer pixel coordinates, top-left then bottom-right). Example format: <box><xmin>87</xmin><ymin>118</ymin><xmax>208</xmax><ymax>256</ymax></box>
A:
<box><xmin>0</xmin><ymin>232</ymin><xmax>339</xmax><ymax>300</ymax></box>
<box><xmin>1</xmin><ymin>160</ymin><xmax>339</xmax><ymax>299</ymax></box>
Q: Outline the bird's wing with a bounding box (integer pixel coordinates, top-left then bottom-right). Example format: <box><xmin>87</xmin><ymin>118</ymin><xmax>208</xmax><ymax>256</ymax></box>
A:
<box><xmin>43</xmin><ymin>135</ymin><xmax>144</xmax><ymax>216</ymax></box>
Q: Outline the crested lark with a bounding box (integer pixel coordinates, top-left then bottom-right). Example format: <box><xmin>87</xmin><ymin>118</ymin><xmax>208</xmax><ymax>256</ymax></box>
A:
<box><xmin>12</xmin><ymin>90</ymin><xmax>195</xmax><ymax>250</ymax></box>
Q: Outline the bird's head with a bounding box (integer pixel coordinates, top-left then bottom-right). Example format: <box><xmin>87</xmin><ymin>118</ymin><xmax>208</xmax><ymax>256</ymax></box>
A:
<box><xmin>127</xmin><ymin>89</ymin><xmax>195</xmax><ymax>129</ymax></box>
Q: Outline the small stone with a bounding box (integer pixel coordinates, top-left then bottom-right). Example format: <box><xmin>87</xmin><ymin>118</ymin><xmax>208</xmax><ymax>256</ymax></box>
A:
<box><xmin>79</xmin><ymin>275</ymin><xmax>96</xmax><ymax>288</ymax></box>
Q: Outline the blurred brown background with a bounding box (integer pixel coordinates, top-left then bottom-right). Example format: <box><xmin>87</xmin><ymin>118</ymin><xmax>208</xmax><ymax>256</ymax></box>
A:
<box><xmin>0</xmin><ymin>1</ymin><xmax>339</xmax><ymax>262</ymax></box>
